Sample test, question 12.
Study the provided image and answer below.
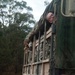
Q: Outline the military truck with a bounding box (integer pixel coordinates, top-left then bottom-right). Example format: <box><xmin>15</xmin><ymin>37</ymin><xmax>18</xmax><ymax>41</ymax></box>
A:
<box><xmin>22</xmin><ymin>0</ymin><xmax>75</xmax><ymax>75</ymax></box>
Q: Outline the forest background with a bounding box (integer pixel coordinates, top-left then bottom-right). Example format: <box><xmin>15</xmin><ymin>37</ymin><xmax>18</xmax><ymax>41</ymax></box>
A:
<box><xmin>0</xmin><ymin>0</ymin><xmax>35</xmax><ymax>75</ymax></box>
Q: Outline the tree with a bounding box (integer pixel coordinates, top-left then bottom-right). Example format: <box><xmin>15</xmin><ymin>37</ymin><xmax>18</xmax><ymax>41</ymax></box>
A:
<box><xmin>44</xmin><ymin>1</ymin><xmax>49</xmax><ymax>6</ymax></box>
<box><xmin>0</xmin><ymin>0</ymin><xmax>35</xmax><ymax>75</ymax></box>
<box><xmin>0</xmin><ymin>0</ymin><xmax>35</xmax><ymax>26</ymax></box>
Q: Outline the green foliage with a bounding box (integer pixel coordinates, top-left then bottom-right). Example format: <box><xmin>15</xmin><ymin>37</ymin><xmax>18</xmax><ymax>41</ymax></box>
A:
<box><xmin>0</xmin><ymin>0</ymin><xmax>34</xmax><ymax>75</ymax></box>
<box><xmin>0</xmin><ymin>0</ymin><xmax>35</xmax><ymax>26</ymax></box>
<box><xmin>0</xmin><ymin>24</ymin><xmax>32</xmax><ymax>75</ymax></box>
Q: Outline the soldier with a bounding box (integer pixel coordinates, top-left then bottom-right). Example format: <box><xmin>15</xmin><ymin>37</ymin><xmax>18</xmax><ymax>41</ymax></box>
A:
<box><xmin>42</xmin><ymin>1</ymin><xmax>55</xmax><ymax>23</ymax></box>
<box><xmin>46</xmin><ymin>12</ymin><xmax>55</xmax><ymax>23</ymax></box>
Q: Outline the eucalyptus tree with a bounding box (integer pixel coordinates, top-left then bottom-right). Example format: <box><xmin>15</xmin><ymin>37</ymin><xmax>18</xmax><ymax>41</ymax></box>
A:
<box><xmin>0</xmin><ymin>0</ymin><xmax>35</xmax><ymax>26</ymax></box>
<box><xmin>0</xmin><ymin>0</ymin><xmax>35</xmax><ymax>75</ymax></box>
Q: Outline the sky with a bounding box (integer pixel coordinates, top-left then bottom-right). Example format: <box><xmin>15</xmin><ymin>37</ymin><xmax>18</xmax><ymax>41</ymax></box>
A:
<box><xmin>24</xmin><ymin>0</ymin><xmax>52</xmax><ymax>21</ymax></box>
